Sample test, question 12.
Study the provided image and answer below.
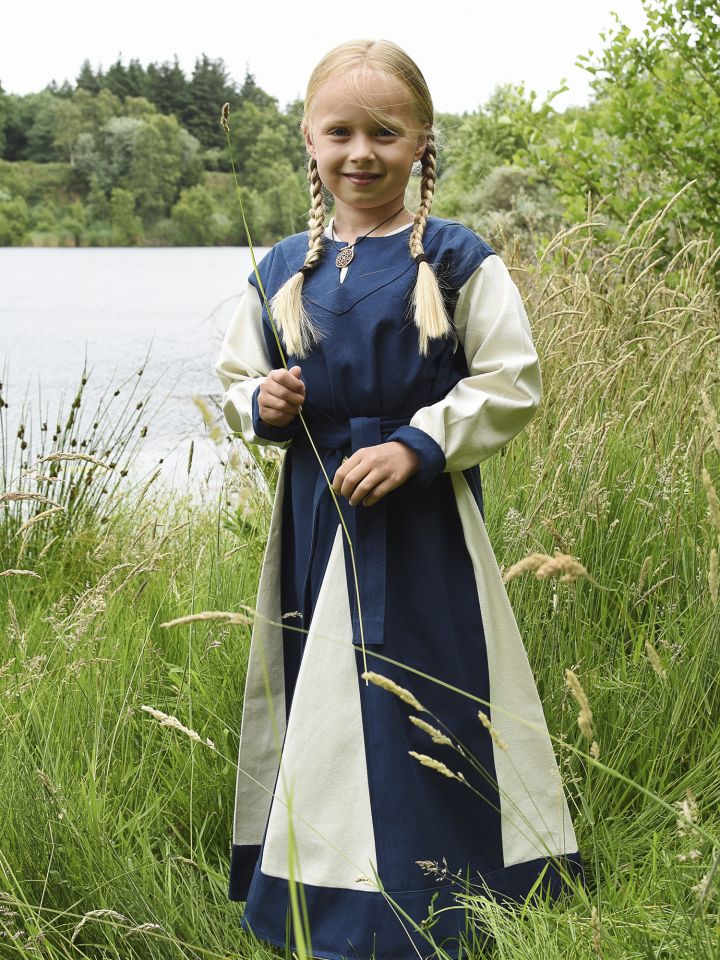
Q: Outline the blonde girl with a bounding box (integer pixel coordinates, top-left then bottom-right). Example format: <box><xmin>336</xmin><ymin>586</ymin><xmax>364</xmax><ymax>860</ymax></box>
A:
<box><xmin>217</xmin><ymin>38</ymin><xmax>583</xmax><ymax>960</ymax></box>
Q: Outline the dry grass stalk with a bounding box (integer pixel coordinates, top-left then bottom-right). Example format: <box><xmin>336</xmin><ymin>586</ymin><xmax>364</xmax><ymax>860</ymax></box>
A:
<box><xmin>535</xmin><ymin>553</ymin><xmax>589</xmax><ymax>582</ymax></box>
<box><xmin>502</xmin><ymin>552</ymin><xmax>554</xmax><ymax>582</ymax></box>
<box><xmin>565</xmin><ymin>668</ymin><xmax>594</xmax><ymax>742</ymax></box>
<box><xmin>503</xmin><ymin>550</ymin><xmax>588</xmax><ymax>583</ymax></box>
<box><xmin>709</xmin><ymin>547</ymin><xmax>719</xmax><ymax>606</ymax></box>
<box><xmin>140</xmin><ymin>705</ymin><xmax>215</xmax><ymax>748</ymax></box>
<box><xmin>678</xmin><ymin>849</ymin><xmax>702</xmax><ymax>862</ymax></box>
<box><xmin>126</xmin><ymin>922</ymin><xmax>165</xmax><ymax>937</ymax></box>
<box><xmin>409</xmin><ymin>715</ymin><xmax>452</xmax><ymax>746</ymax></box>
<box><xmin>38</xmin><ymin>453</ymin><xmax>111</xmax><ymax>468</ymax></box>
<box><xmin>478</xmin><ymin>710</ymin><xmax>508</xmax><ymax>751</ymax></box>
<box><xmin>160</xmin><ymin>610</ymin><xmax>253</xmax><ymax>628</ymax></box>
<box><xmin>408</xmin><ymin>751</ymin><xmax>464</xmax><ymax>782</ymax></box>
<box><xmin>0</xmin><ymin>492</ymin><xmax>62</xmax><ymax>507</ymax></box>
<box><xmin>644</xmin><ymin>639</ymin><xmax>667</xmax><ymax>678</ymax></box>
<box><xmin>14</xmin><ymin>506</ymin><xmax>64</xmax><ymax>538</ymax></box>
<box><xmin>591</xmin><ymin>905</ymin><xmax>604</xmax><ymax>959</ymax></box>
<box><xmin>0</xmin><ymin>569</ymin><xmax>42</xmax><ymax>579</ymax></box>
<box><xmin>637</xmin><ymin>555</ymin><xmax>652</xmax><ymax>594</ymax></box>
<box><xmin>70</xmin><ymin>909</ymin><xmax>129</xmax><ymax>944</ymax></box>
<box><xmin>220</xmin><ymin>101</ymin><xmax>230</xmax><ymax>133</ymax></box>
<box><xmin>691</xmin><ymin>871</ymin><xmax>716</xmax><ymax>903</ymax></box>
<box><xmin>590</xmin><ymin>740</ymin><xmax>601</xmax><ymax>760</ymax></box>
<box><xmin>675</xmin><ymin>788</ymin><xmax>699</xmax><ymax>836</ymax></box>
<box><xmin>137</xmin><ymin>468</ymin><xmax>162</xmax><ymax>503</ymax></box>
<box><xmin>701</xmin><ymin>467</ymin><xmax>720</xmax><ymax>533</ymax></box>
<box><xmin>361</xmin><ymin>671</ymin><xmax>426</xmax><ymax>713</ymax></box>
<box><xmin>700</xmin><ymin>389</ymin><xmax>720</xmax><ymax>455</ymax></box>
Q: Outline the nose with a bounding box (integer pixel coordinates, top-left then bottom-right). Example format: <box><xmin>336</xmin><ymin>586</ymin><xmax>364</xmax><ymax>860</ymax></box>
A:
<box><xmin>348</xmin><ymin>133</ymin><xmax>376</xmax><ymax>164</ymax></box>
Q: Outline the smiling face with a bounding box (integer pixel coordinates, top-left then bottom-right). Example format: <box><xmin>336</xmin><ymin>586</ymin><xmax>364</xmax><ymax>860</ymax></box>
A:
<box><xmin>303</xmin><ymin>70</ymin><xmax>428</xmax><ymax>229</ymax></box>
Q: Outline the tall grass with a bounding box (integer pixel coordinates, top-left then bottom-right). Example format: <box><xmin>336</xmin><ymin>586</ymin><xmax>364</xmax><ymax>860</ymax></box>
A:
<box><xmin>1</xmin><ymin>193</ymin><xmax>719</xmax><ymax>958</ymax></box>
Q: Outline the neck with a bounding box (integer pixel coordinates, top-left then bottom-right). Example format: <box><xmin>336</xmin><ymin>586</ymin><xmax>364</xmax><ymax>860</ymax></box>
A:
<box><xmin>332</xmin><ymin>196</ymin><xmax>414</xmax><ymax>242</ymax></box>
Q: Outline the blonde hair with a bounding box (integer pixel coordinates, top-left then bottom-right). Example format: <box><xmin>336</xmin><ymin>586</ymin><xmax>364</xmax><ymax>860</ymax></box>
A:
<box><xmin>269</xmin><ymin>39</ymin><xmax>452</xmax><ymax>358</ymax></box>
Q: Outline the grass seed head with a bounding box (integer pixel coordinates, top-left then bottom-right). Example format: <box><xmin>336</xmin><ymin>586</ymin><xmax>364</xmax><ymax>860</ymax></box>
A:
<box><xmin>701</xmin><ymin>467</ymin><xmax>720</xmax><ymax>533</ymax></box>
<box><xmin>408</xmin><ymin>750</ymin><xmax>463</xmax><ymax>781</ymax></box>
<box><xmin>564</xmin><ymin>668</ymin><xmax>594</xmax><ymax>741</ymax></box>
<box><xmin>409</xmin><ymin>715</ymin><xmax>452</xmax><ymax>746</ymax></box>
<box><xmin>709</xmin><ymin>547</ymin><xmax>718</xmax><ymax>606</ymax></box>
<box><xmin>141</xmin><ymin>705</ymin><xmax>215</xmax><ymax>749</ymax></box>
<box><xmin>478</xmin><ymin>710</ymin><xmax>508</xmax><ymax>751</ymax></box>
<box><xmin>361</xmin><ymin>671</ymin><xmax>426</xmax><ymax>712</ymax></box>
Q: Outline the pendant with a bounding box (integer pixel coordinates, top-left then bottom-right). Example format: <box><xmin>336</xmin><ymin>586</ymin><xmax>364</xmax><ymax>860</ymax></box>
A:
<box><xmin>335</xmin><ymin>245</ymin><xmax>355</xmax><ymax>269</ymax></box>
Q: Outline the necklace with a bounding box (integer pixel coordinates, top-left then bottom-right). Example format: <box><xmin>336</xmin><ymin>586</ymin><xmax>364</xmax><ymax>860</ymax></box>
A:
<box><xmin>330</xmin><ymin>205</ymin><xmax>407</xmax><ymax>269</ymax></box>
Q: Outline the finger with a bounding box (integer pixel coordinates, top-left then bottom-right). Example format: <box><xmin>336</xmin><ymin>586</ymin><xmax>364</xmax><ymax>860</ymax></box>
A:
<box><xmin>361</xmin><ymin>478</ymin><xmax>394</xmax><ymax>507</ymax></box>
<box><xmin>347</xmin><ymin>470</ymin><xmax>381</xmax><ymax>507</ymax></box>
<box><xmin>271</xmin><ymin>368</ymin><xmax>306</xmax><ymax>398</ymax></box>
<box><xmin>266</xmin><ymin>379</ymin><xmax>305</xmax><ymax>406</ymax></box>
<box><xmin>261</xmin><ymin>395</ymin><xmax>301</xmax><ymax>419</ymax></box>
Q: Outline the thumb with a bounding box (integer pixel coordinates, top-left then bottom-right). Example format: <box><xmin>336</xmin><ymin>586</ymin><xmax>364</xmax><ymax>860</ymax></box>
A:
<box><xmin>289</xmin><ymin>364</ymin><xmax>302</xmax><ymax>378</ymax></box>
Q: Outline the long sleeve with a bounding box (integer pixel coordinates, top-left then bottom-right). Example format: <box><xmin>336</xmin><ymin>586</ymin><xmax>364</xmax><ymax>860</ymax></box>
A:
<box><xmin>215</xmin><ymin>282</ymin><xmax>302</xmax><ymax>448</ymax></box>
<box><xmin>387</xmin><ymin>254</ymin><xmax>542</xmax><ymax>484</ymax></box>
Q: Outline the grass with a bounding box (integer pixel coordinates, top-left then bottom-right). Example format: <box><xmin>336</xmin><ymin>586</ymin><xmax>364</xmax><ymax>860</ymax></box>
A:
<box><xmin>1</xmin><ymin>193</ymin><xmax>719</xmax><ymax>959</ymax></box>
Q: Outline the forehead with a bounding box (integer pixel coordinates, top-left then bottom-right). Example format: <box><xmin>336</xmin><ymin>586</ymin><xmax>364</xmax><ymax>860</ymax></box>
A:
<box><xmin>309</xmin><ymin>70</ymin><xmax>418</xmax><ymax>127</ymax></box>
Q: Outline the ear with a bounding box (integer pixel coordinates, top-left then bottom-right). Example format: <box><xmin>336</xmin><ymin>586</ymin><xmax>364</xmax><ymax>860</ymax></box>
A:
<box><xmin>414</xmin><ymin>129</ymin><xmax>429</xmax><ymax>162</ymax></box>
<box><xmin>303</xmin><ymin>124</ymin><xmax>316</xmax><ymax>159</ymax></box>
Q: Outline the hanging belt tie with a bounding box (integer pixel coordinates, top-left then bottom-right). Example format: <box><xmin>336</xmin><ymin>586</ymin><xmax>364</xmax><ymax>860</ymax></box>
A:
<box><xmin>293</xmin><ymin>413</ymin><xmax>415</xmax><ymax>647</ymax></box>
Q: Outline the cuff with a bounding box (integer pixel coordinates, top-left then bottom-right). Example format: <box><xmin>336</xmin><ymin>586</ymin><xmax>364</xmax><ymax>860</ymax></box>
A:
<box><xmin>386</xmin><ymin>425</ymin><xmax>446</xmax><ymax>486</ymax></box>
<box><xmin>251</xmin><ymin>384</ymin><xmax>302</xmax><ymax>443</ymax></box>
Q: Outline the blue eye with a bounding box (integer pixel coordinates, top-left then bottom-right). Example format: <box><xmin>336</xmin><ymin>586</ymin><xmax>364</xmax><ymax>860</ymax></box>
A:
<box><xmin>329</xmin><ymin>127</ymin><xmax>350</xmax><ymax>137</ymax></box>
<box><xmin>377</xmin><ymin>127</ymin><xmax>398</xmax><ymax>137</ymax></box>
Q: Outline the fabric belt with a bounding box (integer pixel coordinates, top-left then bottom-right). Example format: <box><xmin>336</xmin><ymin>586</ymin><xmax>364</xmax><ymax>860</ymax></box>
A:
<box><xmin>293</xmin><ymin>414</ymin><xmax>416</xmax><ymax>648</ymax></box>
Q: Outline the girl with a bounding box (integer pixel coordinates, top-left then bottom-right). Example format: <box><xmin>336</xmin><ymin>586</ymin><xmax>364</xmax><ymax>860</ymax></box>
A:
<box><xmin>216</xmin><ymin>39</ymin><xmax>583</xmax><ymax>960</ymax></box>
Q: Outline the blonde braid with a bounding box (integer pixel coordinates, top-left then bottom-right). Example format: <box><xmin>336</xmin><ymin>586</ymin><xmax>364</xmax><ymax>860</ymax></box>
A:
<box><xmin>409</xmin><ymin>134</ymin><xmax>453</xmax><ymax>355</ymax></box>
<box><xmin>268</xmin><ymin>157</ymin><xmax>327</xmax><ymax>357</ymax></box>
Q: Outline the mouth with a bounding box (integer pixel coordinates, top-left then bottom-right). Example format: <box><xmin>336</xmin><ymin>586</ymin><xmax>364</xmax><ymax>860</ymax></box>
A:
<box><xmin>343</xmin><ymin>172</ymin><xmax>382</xmax><ymax>185</ymax></box>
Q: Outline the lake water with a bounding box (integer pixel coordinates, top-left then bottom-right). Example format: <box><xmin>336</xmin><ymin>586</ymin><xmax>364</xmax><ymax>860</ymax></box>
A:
<box><xmin>0</xmin><ymin>247</ymin><xmax>270</xmax><ymax>490</ymax></box>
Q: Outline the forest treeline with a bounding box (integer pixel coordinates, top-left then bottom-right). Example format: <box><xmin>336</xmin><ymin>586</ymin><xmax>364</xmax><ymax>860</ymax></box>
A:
<box><xmin>0</xmin><ymin>0</ymin><xmax>717</xmax><ymax>254</ymax></box>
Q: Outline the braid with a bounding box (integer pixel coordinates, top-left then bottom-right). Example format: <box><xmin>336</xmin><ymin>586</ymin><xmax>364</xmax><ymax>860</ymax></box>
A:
<box><xmin>304</xmin><ymin>158</ymin><xmax>326</xmax><ymax>269</ymax></box>
<box><xmin>268</xmin><ymin>158</ymin><xmax>327</xmax><ymax>358</ymax></box>
<box><xmin>409</xmin><ymin>134</ymin><xmax>453</xmax><ymax>355</ymax></box>
<box><xmin>409</xmin><ymin>134</ymin><xmax>437</xmax><ymax>259</ymax></box>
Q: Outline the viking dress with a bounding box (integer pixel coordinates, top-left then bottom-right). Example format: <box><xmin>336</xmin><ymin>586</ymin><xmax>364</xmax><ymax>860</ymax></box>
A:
<box><xmin>215</xmin><ymin>217</ymin><xmax>583</xmax><ymax>960</ymax></box>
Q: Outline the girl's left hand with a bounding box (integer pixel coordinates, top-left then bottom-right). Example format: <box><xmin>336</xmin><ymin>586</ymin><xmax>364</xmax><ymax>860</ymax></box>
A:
<box><xmin>331</xmin><ymin>441</ymin><xmax>420</xmax><ymax>507</ymax></box>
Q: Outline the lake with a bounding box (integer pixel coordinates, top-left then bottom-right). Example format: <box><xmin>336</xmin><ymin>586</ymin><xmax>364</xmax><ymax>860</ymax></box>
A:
<box><xmin>0</xmin><ymin>246</ymin><xmax>270</xmax><ymax>490</ymax></box>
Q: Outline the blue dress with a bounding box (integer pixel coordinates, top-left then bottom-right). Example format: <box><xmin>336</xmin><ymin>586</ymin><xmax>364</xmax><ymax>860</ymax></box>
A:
<box><xmin>216</xmin><ymin>217</ymin><xmax>584</xmax><ymax>960</ymax></box>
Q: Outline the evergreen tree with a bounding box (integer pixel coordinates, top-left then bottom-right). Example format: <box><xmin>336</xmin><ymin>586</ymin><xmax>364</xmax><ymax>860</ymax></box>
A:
<box><xmin>145</xmin><ymin>56</ymin><xmax>189</xmax><ymax>119</ymax></box>
<box><xmin>185</xmin><ymin>54</ymin><xmax>236</xmax><ymax>150</ymax></box>
<box><xmin>76</xmin><ymin>59</ymin><xmax>103</xmax><ymax>95</ymax></box>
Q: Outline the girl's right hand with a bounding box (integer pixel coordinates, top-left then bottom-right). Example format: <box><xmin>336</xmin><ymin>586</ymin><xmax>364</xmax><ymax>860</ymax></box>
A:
<box><xmin>257</xmin><ymin>365</ymin><xmax>306</xmax><ymax>427</ymax></box>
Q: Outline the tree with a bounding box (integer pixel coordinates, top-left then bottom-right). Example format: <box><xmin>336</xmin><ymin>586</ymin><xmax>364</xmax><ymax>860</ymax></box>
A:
<box><xmin>109</xmin><ymin>187</ymin><xmax>141</xmax><ymax>244</ymax></box>
<box><xmin>145</xmin><ymin>56</ymin><xmax>189</xmax><ymax>120</ymax></box>
<box><xmin>126</xmin><ymin>114</ymin><xmax>202</xmax><ymax>222</ymax></box>
<box><xmin>518</xmin><ymin>0</ymin><xmax>720</xmax><ymax>244</ymax></box>
<box><xmin>76</xmin><ymin>59</ymin><xmax>103</xmax><ymax>96</ymax></box>
<box><xmin>170</xmin><ymin>184</ymin><xmax>217</xmax><ymax>244</ymax></box>
<box><xmin>185</xmin><ymin>54</ymin><xmax>236</xmax><ymax>150</ymax></box>
<box><xmin>0</xmin><ymin>189</ymin><xmax>30</xmax><ymax>244</ymax></box>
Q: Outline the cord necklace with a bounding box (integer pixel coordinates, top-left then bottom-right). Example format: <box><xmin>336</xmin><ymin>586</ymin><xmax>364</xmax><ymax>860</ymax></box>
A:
<box><xmin>331</xmin><ymin>204</ymin><xmax>407</xmax><ymax>269</ymax></box>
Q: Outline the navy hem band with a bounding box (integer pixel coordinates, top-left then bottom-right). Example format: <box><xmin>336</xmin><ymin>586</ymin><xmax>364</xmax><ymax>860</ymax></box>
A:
<box><xmin>232</xmin><ymin>849</ymin><xmax>585</xmax><ymax>960</ymax></box>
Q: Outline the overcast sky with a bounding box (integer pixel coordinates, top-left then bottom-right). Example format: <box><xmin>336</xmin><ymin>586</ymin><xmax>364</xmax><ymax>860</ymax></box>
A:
<box><xmin>3</xmin><ymin>0</ymin><xmax>648</xmax><ymax>114</ymax></box>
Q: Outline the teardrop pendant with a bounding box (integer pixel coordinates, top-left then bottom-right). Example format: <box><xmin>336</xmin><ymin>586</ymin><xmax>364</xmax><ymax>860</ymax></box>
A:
<box><xmin>335</xmin><ymin>245</ymin><xmax>355</xmax><ymax>269</ymax></box>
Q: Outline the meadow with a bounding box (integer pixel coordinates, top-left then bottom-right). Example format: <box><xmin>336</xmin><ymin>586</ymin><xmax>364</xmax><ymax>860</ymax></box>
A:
<box><xmin>1</xmin><ymin>193</ymin><xmax>719</xmax><ymax>959</ymax></box>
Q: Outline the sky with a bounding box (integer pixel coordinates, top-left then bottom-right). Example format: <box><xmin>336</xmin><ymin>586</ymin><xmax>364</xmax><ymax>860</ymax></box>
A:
<box><xmin>2</xmin><ymin>0</ymin><xmax>649</xmax><ymax>114</ymax></box>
